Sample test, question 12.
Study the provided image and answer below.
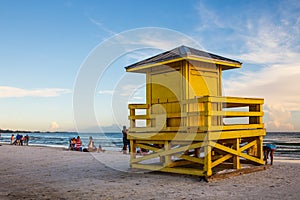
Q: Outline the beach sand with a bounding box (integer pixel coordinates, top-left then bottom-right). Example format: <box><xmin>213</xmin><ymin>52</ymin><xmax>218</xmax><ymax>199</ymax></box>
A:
<box><xmin>0</xmin><ymin>145</ymin><xmax>299</xmax><ymax>200</ymax></box>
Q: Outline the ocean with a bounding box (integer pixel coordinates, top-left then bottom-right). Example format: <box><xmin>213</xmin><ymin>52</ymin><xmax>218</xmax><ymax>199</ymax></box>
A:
<box><xmin>0</xmin><ymin>132</ymin><xmax>123</xmax><ymax>151</ymax></box>
<box><xmin>0</xmin><ymin>132</ymin><xmax>299</xmax><ymax>159</ymax></box>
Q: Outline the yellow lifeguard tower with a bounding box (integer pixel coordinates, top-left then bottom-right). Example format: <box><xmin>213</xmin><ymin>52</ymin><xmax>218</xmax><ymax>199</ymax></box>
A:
<box><xmin>125</xmin><ymin>45</ymin><xmax>265</xmax><ymax>178</ymax></box>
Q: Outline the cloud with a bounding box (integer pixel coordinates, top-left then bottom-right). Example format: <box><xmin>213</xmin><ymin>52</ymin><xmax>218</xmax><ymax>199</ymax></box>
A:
<box><xmin>196</xmin><ymin>3</ymin><xmax>225</xmax><ymax>30</ymax></box>
<box><xmin>98</xmin><ymin>84</ymin><xmax>145</xmax><ymax>100</ymax></box>
<box><xmin>99</xmin><ymin>90</ymin><xmax>114</xmax><ymax>95</ymax></box>
<box><xmin>224</xmin><ymin>62</ymin><xmax>300</xmax><ymax>110</ymax></box>
<box><xmin>195</xmin><ymin>1</ymin><xmax>300</xmax><ymax>62</ymax></box>
<box><xmin>119</xmin><ymin>84</ymin><xmax>139</xmax><ymax>97</ymax></box>
<box><xmin>89</xmin><ymin>17</ymin><xmax>117</xmax><ymax>36</ymax></box>
<box><xmin>223</xmin><ymin>59</ymin><xmax>300</xmax><ymax>132</ymax></box>
<box><xmin>237</xmin><ymin>17</ymin><xmax>300</xmax><ymax>64</ymax></box>
<box><xmin>265</xmin><ymin>105</ymin><xmax>294</xmax><ymax>131</ymax></box>
<box><xmin>222</xmin><ymin>7</ymin><xmax>300</xmax><ymax>112</ymax></box>
<box><xmin>50</xmin><ymin>122</ymin><xmax>60</xmax><ymax>131</ymax></box>
<box><xmin>0</xmin><ymin>86</ymin><xmax>71</xmax><ymax>98</ymax></box>
<box><xmin>132</xmin><ymin>96</ymin><xmax>143</xmax><ymax>100</ymax></box>
<box><xmin>195</xmin><ymin>1</ymin><xmax>300</xmax><ymax>131</ymax></box>
<box><xmin>109</xmin><ymin>27</ymin><xmax>204</xmax><ymax>54</ymax></box>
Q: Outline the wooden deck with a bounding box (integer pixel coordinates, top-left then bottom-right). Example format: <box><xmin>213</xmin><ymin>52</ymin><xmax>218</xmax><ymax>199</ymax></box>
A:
<box><xmin>128</xmin><ymin>96</ymin><xmax>266</xmax><ymax>177</ymax></box>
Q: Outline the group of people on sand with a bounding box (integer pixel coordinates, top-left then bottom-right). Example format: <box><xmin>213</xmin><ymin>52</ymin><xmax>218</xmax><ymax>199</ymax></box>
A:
<box><xmin>69</xmin><ymin>136</ymin><xmax>83</xmax><ymax>151</ymax></box>
<box><xmin>10</xmin><ymin>134</ymin><xmax>29</xmax><ymax>146</ymax></box>
<box><xmin>87</xmin><ymin>136</ymin><xmax>105</xmax><ymax>153</ymax></box>
<box><xmin>69</xmin><ymin>136</ymin><xmax>105</xmax><ymax>153</ymax></box>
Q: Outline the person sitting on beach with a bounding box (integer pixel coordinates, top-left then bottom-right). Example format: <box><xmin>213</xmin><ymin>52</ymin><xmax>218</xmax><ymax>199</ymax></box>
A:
<box><xmin>136</xmin><ymin>147</ymin><xmax>149</xmax><ymax>156</ymax></box>
<box><xmin>97</xmin><ymin>144</ymin><xmax>105</xmax><ymax>153</ymax></box>
<box><xmin>263</xmin><ymin>143</ymin><xmax>276</xmax><ymax>165</ymax></box>
<box><xmin>87</xmin><ymin>136</ymin><xmax>97</xmax><ymax>152</ymax></box>
<box><xmin>75</xmin><ymin>136</ymin><xmax>82</xmax><ymax>151</ymax></box>
<box><xmin>69</xmin><ymin>137</ymin><xmax>76</xmax><ymax>150</ymax></box>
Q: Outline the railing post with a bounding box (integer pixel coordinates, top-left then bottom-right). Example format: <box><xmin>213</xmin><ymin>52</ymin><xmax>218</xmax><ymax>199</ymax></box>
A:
<box><xmin>205</xmin><ymin>98</ymin><xmax>212</xmax><ymax>131</ymax></box>
<box><xmin>130</xmin><ymin>139</ymin><xmax>136</xmax><ymax>164</ymax></box>
<box><xmin>249</xmin><ymin>104</ymin><xmax>260</xmax><ymax>124</ymax></box>
<box><xmin>163</xmin><ymin>141</ymin><xmax>171</xmax><ymax>167</ymax></box>
<box><xmin>204</xmin><ymin>140</ymin><xmax>212</xmax><ymax>176</ymax></box>
<box><xmin>258</xmin><ymin>136</ymin><xmax>263</xmax><ymax>160</ymax></box>
<box><xmin>233</xmin><ymin>138</ymin><xmax>241</xmax><ymax>169</ymax></box>
<box><xmin>130</xmin><ymin>107</ymin><xmax>136</xmax><ymax>128</ymax></box>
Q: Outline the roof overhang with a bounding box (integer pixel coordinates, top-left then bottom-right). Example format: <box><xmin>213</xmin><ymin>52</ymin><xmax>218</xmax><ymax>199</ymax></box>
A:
<box><xmin>126</xmin><ymin>55</ymin><xmax>242</xmax><ymax>73</ymax></box>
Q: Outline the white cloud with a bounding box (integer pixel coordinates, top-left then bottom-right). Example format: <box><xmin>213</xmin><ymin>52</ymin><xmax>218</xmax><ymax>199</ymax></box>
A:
<box><xmin>224</xmin><ymin>62</ymin><xmax>300</xmax><ymax>111</ymax></box>
<box><xmin>196</xmin><ymin>3</ymin><xmax>225</xmax><ymax>30</ymax></box>
<box><xmin>132</xmin><ymin>96</ymin><xmax>143</xmax><ymax>100</ymax></box>
<box><xmin>222</xmin><ymin>9</ymin><xmax>300</xmax><ymax>112</ymax></box>
<box><xmin>98</xmin><ymin>83</ymin><xmax>146</xmax><ymax>103</ymax></box>
<box><xmin>99</xmin><ymin>90</ymin><xmax>114</xmax><ymax>95</ymax></box>
<box><xmin>119</xmin><ymin>84</ymin><xmax>141</xmax><ymax>97</ymax></box>
<box><xmin>89</xmin><ymin>17</ymin><xmax>117</xmax><ymax>36</ymax></box>
<box><xmin>50</xmin><ymin>122</ymin><xmax>60</xmax><ymax>131</ymax></box>
<box><xmin>195</xmin><ymin>1</ymin><xmax>300</xmax><ymax>131</ymax></box>
<box><xmin>114</xmin><ymin>27</ymin><xmax>203</xmax><ymax>53</ymax></box>
<box><xmin>237</xmin><ymin>18</ymin><xmax>300</xmax><ymax>64</ymax></box>
<box><xmin>265</xmin><ymin>105</ymin><xmax>294</xmax><ymax>131</ymax></box>
<box><xmin>0</xmin><ymin>86</ymin><xmax>71</xmax><ymax>98</ymax></box>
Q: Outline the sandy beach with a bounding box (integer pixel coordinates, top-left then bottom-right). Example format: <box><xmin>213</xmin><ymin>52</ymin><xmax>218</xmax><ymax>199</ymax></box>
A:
<box><xmin>0</xmin><ymin>145</ymin><xmax>299</xmax><ymax>200</ymax></box>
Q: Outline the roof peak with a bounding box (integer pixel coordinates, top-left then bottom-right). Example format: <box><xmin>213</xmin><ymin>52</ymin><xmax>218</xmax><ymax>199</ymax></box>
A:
<box><xmin>177</xmin><ymin>45</ymin><xmax>191</xmax><ymax>55</ymax></box>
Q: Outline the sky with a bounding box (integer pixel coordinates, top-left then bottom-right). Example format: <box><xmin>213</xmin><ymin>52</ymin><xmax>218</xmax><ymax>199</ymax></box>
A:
<box><xmin>0</xmin><ymin>0</ymin><xmax>299</xmax><ymax>132</ymax></box>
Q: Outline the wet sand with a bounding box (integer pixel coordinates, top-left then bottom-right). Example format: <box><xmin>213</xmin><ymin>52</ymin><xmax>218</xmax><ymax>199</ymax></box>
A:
<box><xmin>0</xmin><ymin>145</ymin><xmax>299</xmax><ymax>200</ymax></box>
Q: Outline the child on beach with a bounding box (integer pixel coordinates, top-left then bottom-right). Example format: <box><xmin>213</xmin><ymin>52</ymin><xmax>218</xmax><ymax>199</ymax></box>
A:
<box><xmin>10</xmin><ymin>134</ymin><xmax>14</xmax><ymax>144</ymax></box>
<box><xmin>263</xmin><ymin>143</ymin><xmax>276</xmax><ymax>165</ymax></box>
<box><xmin>97</xmin><ymin>145</ymin><xmax>105</xmax><ymax>153</ymax></box>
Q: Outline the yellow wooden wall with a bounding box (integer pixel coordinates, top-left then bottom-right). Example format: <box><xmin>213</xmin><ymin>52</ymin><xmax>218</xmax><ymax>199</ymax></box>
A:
<box><xmin>145</xmin><ymin>61</ymin><xmax>222</xmax><ymax>128</ymax></box>
<box><xmin>186</xmin><ymin>61</ymin><xmax>221</xmax><ymax>98</ymax></box>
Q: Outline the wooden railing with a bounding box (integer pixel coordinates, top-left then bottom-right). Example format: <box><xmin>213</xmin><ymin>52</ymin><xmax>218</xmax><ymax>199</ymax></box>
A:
<box><xmin>128</xmin><ymin>96</ymin><xmax>264</xmax><ymax>133</ymax></box>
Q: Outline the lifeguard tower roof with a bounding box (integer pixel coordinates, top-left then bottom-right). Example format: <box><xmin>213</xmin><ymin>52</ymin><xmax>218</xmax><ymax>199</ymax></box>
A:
<box><xmin>125</xmin><ymin>45</ymin><xmax>242</xmax><ymax>72</ymax></box>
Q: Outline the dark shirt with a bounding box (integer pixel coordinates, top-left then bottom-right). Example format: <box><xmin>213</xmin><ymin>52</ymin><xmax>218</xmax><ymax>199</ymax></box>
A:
<box><xmin>16</xmin><ymin>134</ymin><xmax>21</xmax><ymax>140</ymax></box>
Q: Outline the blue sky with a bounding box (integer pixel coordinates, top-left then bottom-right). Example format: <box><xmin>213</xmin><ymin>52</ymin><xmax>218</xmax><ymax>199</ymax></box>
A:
<box><xmin>0</xmin><ymin>0</ymin><xmax>299</xmax><ymax>132</ymax></box>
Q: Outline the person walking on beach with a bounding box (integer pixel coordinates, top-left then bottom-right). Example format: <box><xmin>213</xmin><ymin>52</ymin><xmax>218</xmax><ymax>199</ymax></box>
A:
<box><xmin>122</xmin><ymin>126</ymin><xmax>129</xmax><ymax>154</ymax></box>
<box><xmin>263</xmin><ymin>143</ymin><xmax>276</xmax><ymax>165</ymax></box>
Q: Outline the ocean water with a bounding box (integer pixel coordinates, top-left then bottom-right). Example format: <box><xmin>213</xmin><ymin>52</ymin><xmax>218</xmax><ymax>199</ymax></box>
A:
<box><xmin>0</xmin><ymin>132</ymin><xmax>123</xmax><ymax>151</ymax></box>
<box><xmin>0</xmin><ymin>132</ymin><xmax>299</xmax><ymax>159</ymax></box>
<box><xmin>264</xmin><ymin>132</ymin><xmax>300</xmax><ymax>160</ymax></box>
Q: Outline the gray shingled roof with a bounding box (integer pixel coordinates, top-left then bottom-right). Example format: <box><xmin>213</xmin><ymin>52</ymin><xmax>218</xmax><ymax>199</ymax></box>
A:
<box><xmin>125</xmin><ymin>45</ymin><xmax>241</xmax><ymax>70</ymax></box>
